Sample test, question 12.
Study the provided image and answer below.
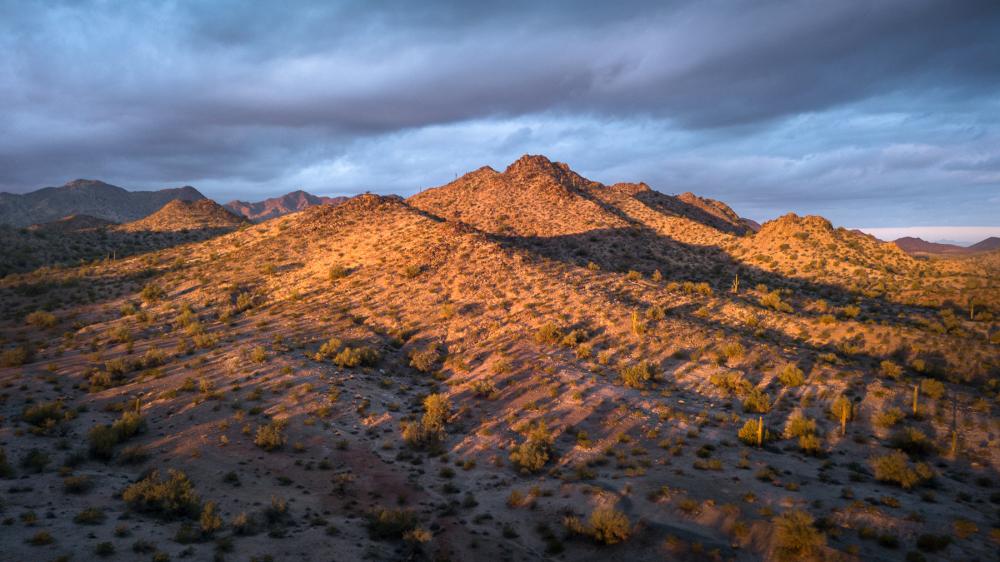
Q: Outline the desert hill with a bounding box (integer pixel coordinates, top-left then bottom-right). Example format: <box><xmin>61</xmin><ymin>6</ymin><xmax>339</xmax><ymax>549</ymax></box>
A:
<box><xmin>0</xmin><ymin>156</ymin><xmax>996</xmax><ymax>561</ymax></box>
<box><xmin>968</xmin><ymin>236</ymin><xmax>1000</xmax><ymax>252</ymax></box>
<box><xmin>121</xmin><ymin>199</ymin><xmax>249</xmax><ymax>232</ymax></box>
<box><xmin>27</xmin><ymin>214</ymin><xmax>117</xmax><ymax>234</ymax></box>
<box><xmin>225</xmin><ymin>190</ymin><xmax>347</xmax><ymax>222</ymax></box>
<box><xmin>0</xmin><ymin>179</ymin><xmax>205</xmax><ymax>226</ymax></box>
<box><xmin>894</xmin><ymin>236</ymin><xmax>1000</xmax><ymax>256</ymax></box>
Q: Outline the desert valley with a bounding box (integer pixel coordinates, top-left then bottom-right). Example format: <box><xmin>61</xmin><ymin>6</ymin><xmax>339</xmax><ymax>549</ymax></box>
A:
<box><xmin>0</xmin><ymin>155</ymin><xmax>996</xmax><ymax>561</ymax></box>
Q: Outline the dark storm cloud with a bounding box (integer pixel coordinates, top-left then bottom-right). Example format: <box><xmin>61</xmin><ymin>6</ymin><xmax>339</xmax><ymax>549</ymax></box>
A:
<box><xmin>0</xmin><ymin>0</ymin><xmax>998</xmax><ymax>227</ymax></box>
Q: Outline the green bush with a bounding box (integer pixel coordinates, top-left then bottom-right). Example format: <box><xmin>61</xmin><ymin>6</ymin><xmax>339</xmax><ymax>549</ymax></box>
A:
<box><xmin>26</xmin><ymin>310</ymin><xmax>57</xmax><ymax>328</ymax></box>
<box><xmin>742</xmin><ymin>388</ymin><xmax>771</xmax><ymax>413</ymax></box>
<box><xmin>332</xmin><ymin>346</ymin><xmax>379</xmax><ymax>368</ymax></box>
<box><xmin>88</xmin><ymin>412</ymin><xmax>146</xmax><ymax>460</ymax></box>
<box><xmin>620</xmin><ymin>362</ymin><xmax>656</xmax><ymax>389</ymax></box>
<box><xmin>738</xmin><ymin>418</ymin><xmax>772</xmax><ymax>445</ymax></box>
<box><xmin>879</xmin><ymin>360</ymin><xmax>903</xmax><ymax>380</ymax></box>
<box><xmin>140</xmin><ymin>283</ymin><xmax>165</xmax><ymax>303</ymax></box>
<box><xmin>784</xmin><ymin>415</ymin><xmax>817</xmax><ymax>438</ymax></box>
<box><xmin>588</xmin><ymin>507</ymin><xmax>631</xmax><ymax>544</ymax></box>
<box><xmin>510</xmin><ymin>422</ymin><xmax>553</xmax><ymax>473</ymax></box>
<box><xmin>0</xmin><ymin>345</ymin><xmax>29</xmax><ymax>367</ymax></box>
<box><xmin>709</xmin><ymin>371</ymin><xmax>752</xmax><ymax>396</ymax></box>
<box><xmin>328</xmin><ymin>264</ymin><xmax>350</xmax><ymax>280</ymax></box>
<box><xmin>534</xmin><ymin>323</ymin><xmax>563</xmax><ymax>345</ymax></box>
<box><xmin>873</xmin><ymin>407</ymin><xmax>905</xmax><ymax>429</ymax></box>
<box><xmin>409</xmin><ymin>344</ymin><xmax>441</xmax><ymax>373</ymax></box>
<box><xmin>0</xmin><ymin>448</ymin><xmax>12</xmax><ymax>478</ymax></box>
<box><xmin>22</xmin><ymin>400</ymin><xmax>67</xmax><ymax>427</ymax></box>
<box><xmin>74</xmin><ymin>507</ymin><xmax>107</xmax><ymax>525</ymax></box>
<box><xmin>777</xmin><ymin>364</ymin><xmax>805</xmax><ymax>387</ymax></box>
<box><xmin>255</xmin><ymin>420</ymin><xmax>287</xmax><ymax>451</ymax></box>
<box><xmin>871</xmin><ymin>450</ymin><xmax>934</xmax><ymax>489</ymax></box>
<box><xmin>920</xmin><ymin>378</ymin><xmax>945</xmax><ymax>400</ymax></box>
<box><xmin>772</xmin><ymin>510</ymin><xmax>826</xmax><ymax>560</ymax></box>
<box><xmin>122</xmin><ymin>469</ymin><xmax>201</xmax><ymax>519</ymax></box>
<box><xmin>20</xmin><ymin>448</ymin><xmax>50</xmax><ymax>473</ymax></box>
<box><xmin>366</xmin><ymin>508</ymin><xmax>418</xmax><ymax>540</ymax></box>
<box><xmin>889</xmin><ymin>427</ymin><xmax>936</xmax><ymax>458</ymax></box>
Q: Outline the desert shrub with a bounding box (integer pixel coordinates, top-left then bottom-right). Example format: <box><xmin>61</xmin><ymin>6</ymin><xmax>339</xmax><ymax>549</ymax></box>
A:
<box><xmin>777</xmin><ymin>364</ymin><xmax>805</xmax><ymax>387</ymax></box>
<box><xmin>421</xmin><ymin>393</ymin><xmax>450</xmax><ymax>434</ymax></box>
<box><xmin>400</xmin><ymin>264</ymin><xmax>423</xmax><ymax>278</ymax></box>
<box><xmin>920</xmin><ymin>378</ymin><xmax>945</xmax><ymax>400</ymax></box>
<box><xmin>534</xmin><ymin>323</ymin><xmax>563</xmax><ymax>345</ymax></box>
<box><xmin>471</xmin><ymin>378</ymin><xmax>497</xmax><ymax>398</ymax></box>
<box><xmin>829</xmin><ymin>396</ymin><xmax>853</xmax><ymax>421</ymax></box>
<box><xmin>26</xmin><ymin>310</ymin><xmax>57</xmax><ymax>328</ymax></box>
<box><xmin>28</xmin><ymin>530</ymin><xmax>54</xmax><ymax>545</ymax></box>
<box><xmin>798</xmin><ymin>434</ymin><xmax>822</xmax><ymax>455</ymax></box>
<box><xmin>952</xmin><ymin>519</ymin><xmax>978</xmax><ymax>539</ymax></box>
<box><xmin>200</xmin><ymin>501</ymin><xmax>223</xmax><ymax>536</ymax></box>
<box><xmin>88</xmin><ymin>411</ymin><xmax>146</xmax><ymax>460</ymax></box>
<box><xmin>620</xmin><ymin>361</ymin><xmax>656</xmax><ymax>389</ymax></box>
<box><xmin>889</xmin><ymin>427</ymin><xmax>936</xmax><ymax>457</ymax></box>
<box><xmin>879</xmin><ymin>360</ymin><xmax>903</xmax><ymax>380</ymax></box>
<box><xmin>332</xmin><ymin>346</ymin><xmax>379</xmax><ymax>368</ymax></box>
<box><xmin>314</xmin><ymin>337</ymin><xmax>343</xmax><ymax>360</ymax></box>
<box><xmin>588</xmin><ymin>507</ymin><xmax>631</xmax><ymax>545</ymax></box>
<box><xmin>772</xmin><ymin>510</ymin><xmax>826</xmax><ymax>561</ymax></box>
<box><xmin>250</xmin><ymin>346</ymin><xmax>267</xmax><ymax>363</ymax></box>
<box><xmin>839</xmin><ymin>304</ymin><xmax>860</xmax><ymax>319</ymax></box>
<box><xmin>366</xmin><ymin>508</ymin><xmax>418</xmax><ymax>540</ymax></box>
<box><xmin>915</xmin><ymin>533</ymin><xmax>951</xmax><ymax>552</ymax></box>
<box><xmin>20</xmin><ymin>448</ymin><xmax>50</xmax><ymax>473</ymax></box>
<box><xmin>409</xmin><ymin>344</ymin><xmax>441</xmax><ymax>373</ymax></box>
<box><xmin>140</xmin><ymin>283</ymin><xmax>165</xmax><ymax>303</ymax></box>
<box><xmin>510</xmin><ymin>422</ymin><xmax>553</xmax><ymax>473</ymax></box>
<box><xmin>0</xmin><ymin>345</ymin><xmax>30</xmax><ymax>367</ymax></box>
<box><xmin>871</xmin><ymin>450</ymin><xmax>934</xmax><ymax>489</ymax></box>
<box><xmin>0</xmin><ymin>447</ymin><xmax>13</xmax><ymax>478</ymax></box>
<box><xmin>760</xmin><ymin>290</ymin><xmax>792</xmax><ymax>313</ymax></box>
<box><xmin>560</xmin><ymin>329</ymin><xmax>587</xmax><ymax>348</ymax></box>
<box><xmin>873</xmin><ymin>407</ymin><xmax>905</xmax><ymax>429</ymax></box>
<box><xmin>785</xmin><ymin>415</ymin><xmax>817</xmax><ymax>438</ymax></box>
<box><xmin>255</xmin><ymin>420</ymin><xmax>287</xmax><ymax>451</ymax></box>
<box><xmin>328</xmin><ymin>264</ymin><xmax>350</xmax><ymax>280</ymax></box>
<box><xmin>719</xmin><ymin>341</ymin><xmax>745</xmax><ymax>363</ymax></box>
<box><xmin>710</xmin><ymin>371</ymin><xmax>752</xmax><ymax>396</ymax></box>
<box><xmin>742</xmin><ymin>388</ymin><xmax>771</xmax><ymax>413</ymax></box>
<box><xmin>122</xmin><ymin>469</ymin><xmax>201</xmax><ymax>519</ymax></box>
<box><xmin>74</xmin><ymin>507</ymin><xmax>107</xmax><ymax>525</ymax></box>
<box><xmin>738</xmin><ymin>418</ymin><xmax>772</xmax><ymax>445</ymax></box>
<box><xmin>22</xmin><ymin>400</ymin><xmax>67</xmax><ymax>427</ymax></box>
<box><xmin>63</xmin><ymin>475</ymin><xmax>93</xmax><ymax>494</ymax></box>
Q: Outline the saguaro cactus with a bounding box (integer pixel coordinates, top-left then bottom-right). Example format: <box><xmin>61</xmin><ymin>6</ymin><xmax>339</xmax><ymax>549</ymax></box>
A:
<box><xmin>912</xmin><ymin>384</ymin><xmax>919</xmax><ymax>415</ymax></box>
<box><xmin>757</xmin><ymin>415</ymin><xmax>763</xmax><ymax>447</ymax></box>
<box><xmin>840</xmin><ymin>401</ymin><xmax>849</xmax><ymax>436</ymax></box>
<box><xmin>731</xmin><ymin>273</ymin><xmax>740</xmax><ymax>294</ymax></box>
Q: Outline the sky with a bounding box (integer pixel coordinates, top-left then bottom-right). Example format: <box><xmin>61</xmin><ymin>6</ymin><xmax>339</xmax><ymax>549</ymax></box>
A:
<box><xmin>1</xmin><ymin>0</ymin><xmax>999</xmax><ymax>240</ymax></box>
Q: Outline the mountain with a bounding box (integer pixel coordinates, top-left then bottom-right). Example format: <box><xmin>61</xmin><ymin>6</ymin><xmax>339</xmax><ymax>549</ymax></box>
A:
<box><xmin>121</xmin><ymin>199</ymin><xmax>248</xmax><ymax>232</ymax></box>
<box><xmin>26</xmin><ymin>214</ymin><xmax>117</xmax><ymax>234</ymax></box>
<box><xmin>225</xmin><ymin>190</ymin><xmax>347</xmax><ymax>222</ymax></box>
<box><xmin>968</xmin><ymin>236</ymin><xmax>1000</xmax><ymax>252</ymax></box>
<box><xmin>409</xmin><ymin>154</ymin><xmax>753</xmax><ymax>241</ymax></box>
<box><xmin>0</xmin><ymin>179</ymin><xmax>205</xmax><ymax>226</ymax></box>
<box><xmin>894</xmin><ymin>236</ymin><xmax>1000</xmax><ymax>256</ymax></box>
<box><xmin>0</xmin><ymin>156</ymin><xmax>997</xmax><ymax>562</ymax></box>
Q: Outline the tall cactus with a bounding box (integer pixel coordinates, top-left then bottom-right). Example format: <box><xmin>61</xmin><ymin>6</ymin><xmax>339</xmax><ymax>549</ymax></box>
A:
<box><xmin>757</xmin><ymin>415</ymin><xmax>763</xmax><ymax>447</ymax></box>
<box><xmin>912</xmin><ymin>384</ymin><xmax>919</xmax><ymax>415</ymax></box>
<box><xmin>731</xmin><ymin>273</ymin><xmax>740</xmax><ymax>294</ymax></box>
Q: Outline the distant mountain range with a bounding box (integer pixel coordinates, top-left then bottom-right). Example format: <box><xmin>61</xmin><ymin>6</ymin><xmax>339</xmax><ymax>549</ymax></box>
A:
<box><xmin>224</xmin><ymin>190</ymin><xmax>347</xmax><ymax>222</ymax></box>
<box><xmin>0</xmin><ymin>179</ymin><xmax>205</xmax><ymax>227</ymax></box>
<box><xmin>0</xmin><ymin>180</ymin><xmax>344</xmax><ymax>227</ymax></box>
<box><xmin>893</xmin><ymin>236</ymin><xmax>1000</xmax><ymax>256</ymax></box>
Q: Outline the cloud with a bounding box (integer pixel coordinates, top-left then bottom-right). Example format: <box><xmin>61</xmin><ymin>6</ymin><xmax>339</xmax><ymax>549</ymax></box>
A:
<box><xmin>0</xmin><ymin>0</ymin><xmax>997</xmax><ymax>227</ymax></box>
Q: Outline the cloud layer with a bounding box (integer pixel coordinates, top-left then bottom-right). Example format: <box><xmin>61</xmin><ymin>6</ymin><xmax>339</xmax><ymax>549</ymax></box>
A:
<box><xmin>1</xmin><ymin>0</ymin><xmax>998</xmax><ymax>226</ymax></box>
